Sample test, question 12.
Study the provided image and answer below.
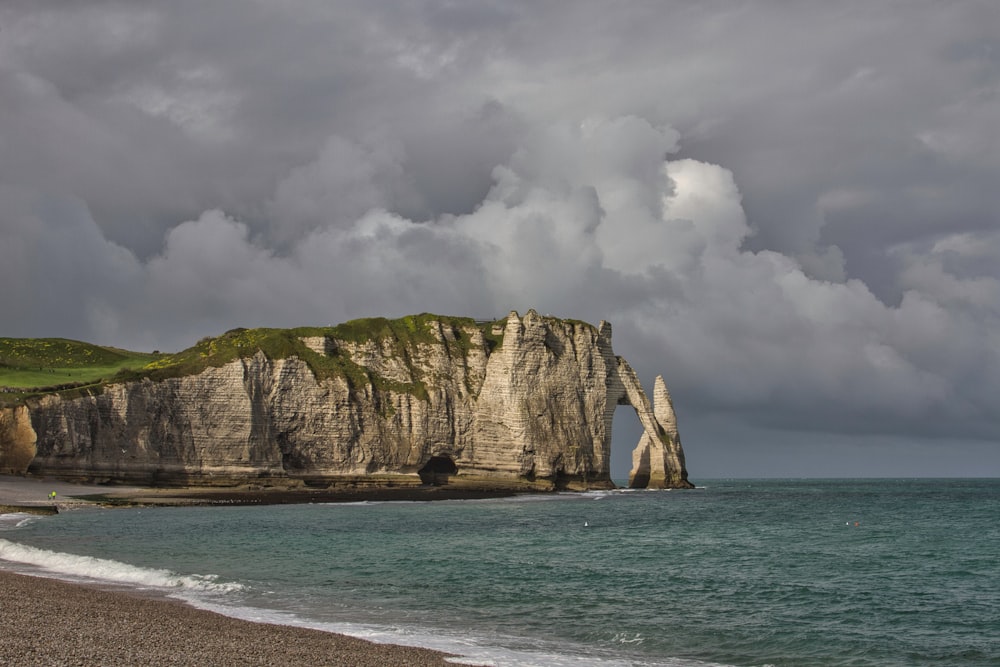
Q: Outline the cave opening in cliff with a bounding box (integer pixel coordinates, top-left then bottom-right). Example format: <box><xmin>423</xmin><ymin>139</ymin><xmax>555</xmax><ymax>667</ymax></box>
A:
<box><xmin>418</xmin><ymin>455</ymin><xmax>458</xmax><ymax>486</ymax></box>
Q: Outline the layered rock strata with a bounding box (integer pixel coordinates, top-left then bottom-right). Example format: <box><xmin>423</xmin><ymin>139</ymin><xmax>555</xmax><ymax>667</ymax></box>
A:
<box><xmin>0</xmin><ymin>406</ymin><xmax>36</xmax><ymax>475</ymax></box>
<box><xmin>4</xmin><ymin>312</ymin><xmax>692</xmax><ymax>490</ymax></box>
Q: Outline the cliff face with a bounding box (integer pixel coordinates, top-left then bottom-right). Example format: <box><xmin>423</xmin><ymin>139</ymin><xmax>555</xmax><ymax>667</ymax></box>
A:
<box><xmin>0</xmin><ymin>405</ymin><xmax>36</xmax><ymax>475</ymax></box>
<box><xmin>12</xmin><ymin>312</ymin><xmax>692</xmax><ymax>490</ymax></box>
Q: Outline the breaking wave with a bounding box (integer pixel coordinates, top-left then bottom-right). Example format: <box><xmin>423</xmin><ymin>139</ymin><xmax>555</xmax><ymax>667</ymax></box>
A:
<box><xmin>0</xmin><ymin>538</ymin><xmax>244</xmax><ymax>593</ymax></box>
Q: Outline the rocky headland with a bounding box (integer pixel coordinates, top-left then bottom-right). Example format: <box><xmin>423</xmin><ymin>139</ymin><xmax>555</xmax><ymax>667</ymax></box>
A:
<box><xmin>0</xmin><ymin>311</ymin><xmax>692</xmax><ymax>492</ymax></box>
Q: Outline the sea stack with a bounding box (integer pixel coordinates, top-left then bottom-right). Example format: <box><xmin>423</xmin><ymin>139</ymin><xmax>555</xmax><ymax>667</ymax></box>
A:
<box><xmin>627</xmin><ymin>375</ymin><xmax>689</xmax><ymax>489</ymax></box>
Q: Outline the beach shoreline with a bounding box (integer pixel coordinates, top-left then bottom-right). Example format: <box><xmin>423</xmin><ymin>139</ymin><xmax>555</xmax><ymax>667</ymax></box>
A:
<box><xmin>0</xmin><ymin>474</ymin><xmax>480</xmax><ymax>666</ymax></box>
<box><xmin>0</xmin><ymin>570</ymin><xmax>459</xmax><ymax>666</ymax></box>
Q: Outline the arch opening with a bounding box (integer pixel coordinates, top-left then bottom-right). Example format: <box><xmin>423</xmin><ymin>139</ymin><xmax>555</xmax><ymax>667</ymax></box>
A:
<box><xmin>610</xmin><ymin>404</ymin><xmax>646</xmax><ymax>488</ymax></box>
<box><xmin>418</xmin><ymin>455</ymin><xmax>458</xmax><ymax>486</ymax></box>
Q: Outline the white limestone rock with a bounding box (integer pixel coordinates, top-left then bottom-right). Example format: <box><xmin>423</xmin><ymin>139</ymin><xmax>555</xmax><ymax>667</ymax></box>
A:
<box><xmin>18</xmin><ymin>313</ymin><xmax>692</xmax><ymax>490</ymax></box>
<box><xmin>627</xmin><ymin>375</ymin><xmax>691</xmax><ymax>489</ymax></box>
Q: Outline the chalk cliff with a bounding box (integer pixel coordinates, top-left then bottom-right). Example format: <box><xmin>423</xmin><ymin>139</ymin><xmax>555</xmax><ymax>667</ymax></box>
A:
<box><xmin>4</xmin><ymin>312</ymin><xmax>692</xmax><ymax>490</ymax></box>
<box><xmin>0</xmin><ymin>406</ymin><xmax>35</xmax><ymax>475</ymax></box>
<box><xmin>628</xmin><ymin>376</ymin><xmax>689</xmax><ymax>489</ymax></box>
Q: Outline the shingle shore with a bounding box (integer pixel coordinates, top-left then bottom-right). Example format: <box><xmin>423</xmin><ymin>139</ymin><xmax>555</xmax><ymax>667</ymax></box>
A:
<box><xmin>0</xmin><ymin>570</ymin><xmax>457</xmax><ymax>666</ymax></box>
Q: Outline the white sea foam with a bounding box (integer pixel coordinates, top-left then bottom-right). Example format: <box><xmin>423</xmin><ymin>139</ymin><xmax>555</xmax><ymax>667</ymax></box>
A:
<box><xmin>0</xmin><ymin>513</ymin><xmax>37</xmax><ymax>530</ymax></box>
<box><xmin>175</xmin><ymin>596</ymin><xmax>728</xmax><ymax>667</ymax></box>
<box><xmin>310</xmin><ymin>623</ymin><xmax>733</xmax><ymax>667</ymax></box>
<box><xmin>0</xmin><ymin>538</ymin><xmax>244</xmax><ymax>593</ymax></box>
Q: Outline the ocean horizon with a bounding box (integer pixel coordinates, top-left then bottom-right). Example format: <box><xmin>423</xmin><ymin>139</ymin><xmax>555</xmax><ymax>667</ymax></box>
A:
<box><xmin>2</xmin><ymin>478</ymin><xmax>998</xmax><ymax>666</ymax></box>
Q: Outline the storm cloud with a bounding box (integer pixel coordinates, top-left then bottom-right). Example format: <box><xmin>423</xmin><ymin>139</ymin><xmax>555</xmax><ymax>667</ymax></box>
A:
<box><xmin>2</xmin><ymin>1</ymin><xmax>998</xmax><ymax>476</ymax></box>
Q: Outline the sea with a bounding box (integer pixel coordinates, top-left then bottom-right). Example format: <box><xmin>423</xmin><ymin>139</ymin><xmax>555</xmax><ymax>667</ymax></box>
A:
<box><xmin>1</xmin><ymin>479</ymin><xmax>998</xmax><ymax>666</ymax></box>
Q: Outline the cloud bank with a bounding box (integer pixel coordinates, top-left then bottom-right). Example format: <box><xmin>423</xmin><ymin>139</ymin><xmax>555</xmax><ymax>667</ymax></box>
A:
<box><xmin>2</xmin><ymin>1</ymin><xmax>998</xmax><ymax>475</ymax></box>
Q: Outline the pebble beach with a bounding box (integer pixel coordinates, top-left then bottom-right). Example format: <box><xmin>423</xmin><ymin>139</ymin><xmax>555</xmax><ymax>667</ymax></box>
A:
<box><xmin>0</xmin><ymin>570</ymin><xmax>456</xmax><ymax>666</ymax></box>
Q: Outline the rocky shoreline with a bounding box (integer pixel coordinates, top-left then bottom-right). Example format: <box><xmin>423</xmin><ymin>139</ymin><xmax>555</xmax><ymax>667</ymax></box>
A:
<box><xmin>0</xmin><ymin>473</ymin><xmax>532</xmax><ymax>509</ymax></box>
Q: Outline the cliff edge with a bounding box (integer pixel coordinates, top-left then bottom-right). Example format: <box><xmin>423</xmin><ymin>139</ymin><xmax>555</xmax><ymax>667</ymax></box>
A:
<box><xmin>2</xmin><ymin>312</ymin><xmax>692</xmax><ymax>490</ymax></box>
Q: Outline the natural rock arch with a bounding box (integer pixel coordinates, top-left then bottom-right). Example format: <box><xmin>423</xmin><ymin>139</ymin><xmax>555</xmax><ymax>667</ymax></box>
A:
<box><xmin>604</xmin><ymin>349</ymin><xmax>692</xmax><ymax>489</ymax></box>
<box><xmin>623</xmin><ymin>376</ymin><xmax>690</xmax><ymax>489</ymax></box>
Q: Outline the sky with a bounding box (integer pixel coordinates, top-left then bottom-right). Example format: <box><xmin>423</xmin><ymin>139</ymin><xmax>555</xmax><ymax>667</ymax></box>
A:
<box><xmin>2</xmin><ymin>1</ymin><xmax>998</xmax><ymax>479</ymax></box>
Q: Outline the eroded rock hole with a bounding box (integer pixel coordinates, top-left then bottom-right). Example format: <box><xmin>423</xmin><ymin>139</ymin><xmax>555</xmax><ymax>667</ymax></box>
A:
<box><xmin>553</xmin><ymin>468</ymin><xmax>571</xmax><ymax>491</ymax></box>
<box><xmin>611</xmin><ymin>404</ymin><xmax>647</xmax><ymax>488</ymax></box>
<box><xmin>418</xmin><ymin>455</ymin><xmax>458</xmax><ymax>485</ymax></box>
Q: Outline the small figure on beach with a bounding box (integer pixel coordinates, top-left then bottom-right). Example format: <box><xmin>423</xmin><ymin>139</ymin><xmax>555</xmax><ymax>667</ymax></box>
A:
<box><xmin>49</xmin><ymin>491</ymin><xmax>56</xmax><ymax>501</ymax></box>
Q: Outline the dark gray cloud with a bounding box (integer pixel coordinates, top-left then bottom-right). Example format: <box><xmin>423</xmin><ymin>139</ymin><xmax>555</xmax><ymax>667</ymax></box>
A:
<box><xmin>1</xmin><ymin>1</ymin><xmax>998</xmax><ymax>477</ymax></box>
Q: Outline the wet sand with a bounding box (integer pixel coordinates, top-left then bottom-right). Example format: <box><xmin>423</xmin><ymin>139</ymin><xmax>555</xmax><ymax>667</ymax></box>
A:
<box><xmin>0</xmin><ymin>570</ymin><xmax>456</xmax><ymax>666</ymax></box>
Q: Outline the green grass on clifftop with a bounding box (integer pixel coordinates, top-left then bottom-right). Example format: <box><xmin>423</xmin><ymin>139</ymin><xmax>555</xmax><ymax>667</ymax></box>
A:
<box><xmin>1</xmin><ymin>314</ymin><xmax>510</xmax><ymax>406</ymax></box>
<box><xmin>0</xmin><ymin>338</ymin><xmax>164</xmax><ymax>405</ymax></box>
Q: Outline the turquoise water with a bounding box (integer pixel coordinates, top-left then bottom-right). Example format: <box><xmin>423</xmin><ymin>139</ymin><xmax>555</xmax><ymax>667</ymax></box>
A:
<box><xmin>2</xmin><ymin>479</ymin><xmax>998</xmax><ymax>666</ymax></box>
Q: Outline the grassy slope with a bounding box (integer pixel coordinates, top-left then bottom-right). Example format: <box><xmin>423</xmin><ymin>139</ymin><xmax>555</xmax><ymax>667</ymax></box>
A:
<box><xmin>1</xmin><ymin>314</ymin><xmax>510</xmax><ymax>406</ymax></box>
<box><xmin>0</xmin><ymin>338</ymin><xmax>163</xmax><ymax>388</ymax></box>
